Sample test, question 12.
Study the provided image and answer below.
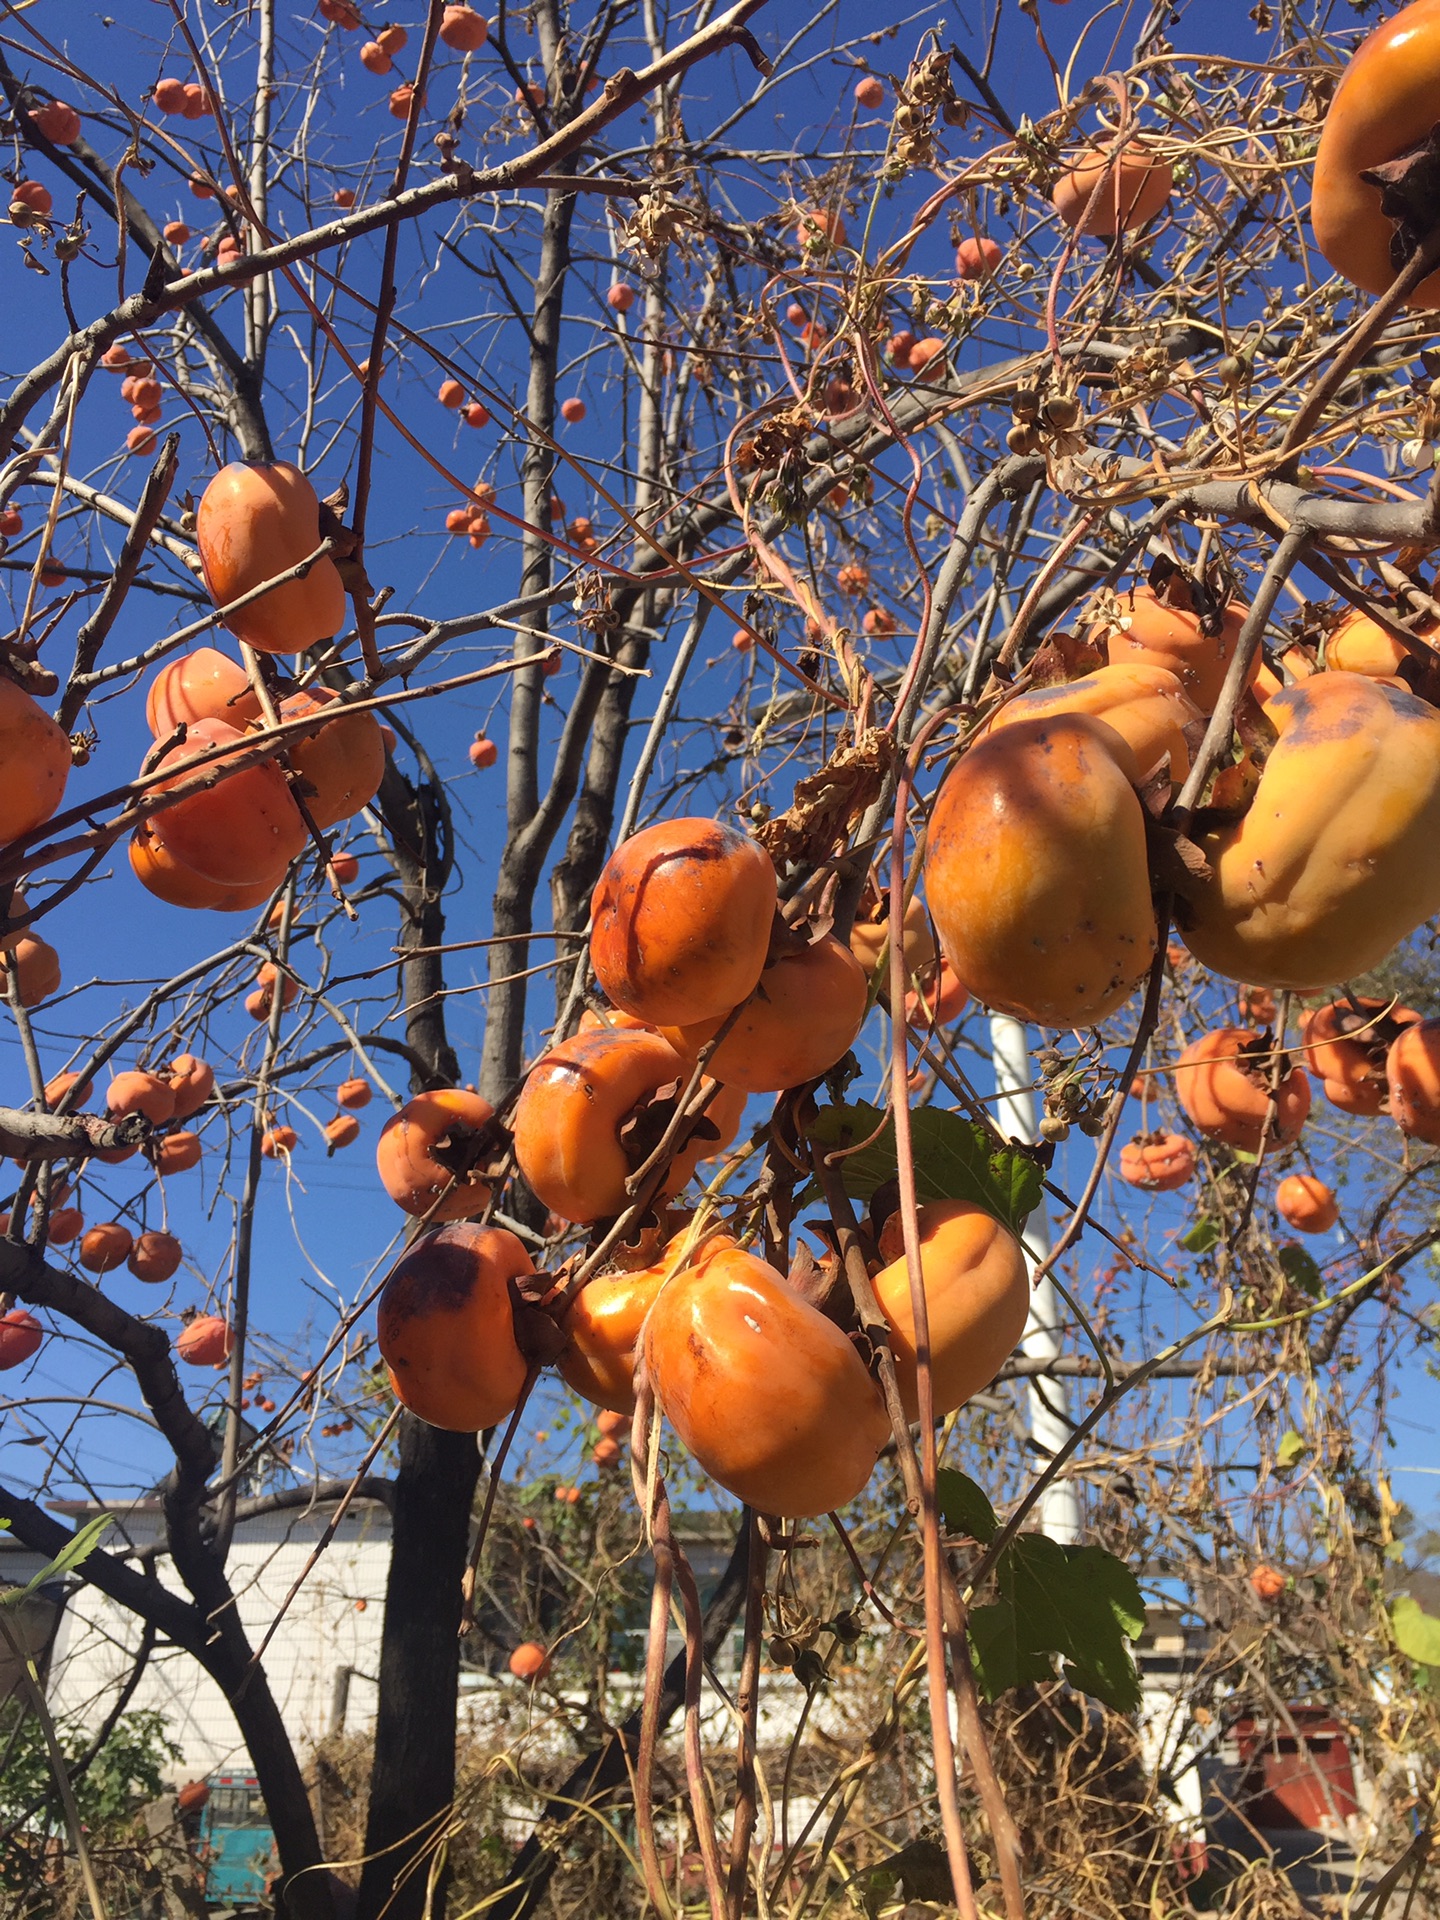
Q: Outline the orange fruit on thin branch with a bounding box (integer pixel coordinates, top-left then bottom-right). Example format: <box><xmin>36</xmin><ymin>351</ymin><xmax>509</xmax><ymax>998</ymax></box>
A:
<box><xmin>0</xmin><ymin>672</ymin><xmax>71</xmax><ymax>843</ymax></box>
<box><xmin>376</xmin><ymin>1088</ymin><xmax>496</xmax><ymax>1220</ymax></box>
<box><xmin>924</xmin><ymin>713</ymin><xmax>1156</xmax><ymax>1028</ymax></box>
<box><xmin>147</xmin><ymin>718</ymin><xmax>307</xmax><ymax>886</ymax></box>
<box><xmin>1173</xmin><ymin>1029</ymin><xmax>1310</xmax><ymax>1155</ymax></box>
<box><xmin>1051</xmin><ymin>139</ymin><xmax>1172</xmax><ymax>235</ymax></box>
<box><xmin>984</xmin><ymin>661</ymin><xmax>1202</xmax><ymax>789</ymax></box>
<box><xmin>177</xmin><ymin>1314</ymin><xmax>231</xmax><ymax>1363</ymax></box>
<box><xmin>1312</xmin><ymin>0</ymin><xmax>1440</xmax><ymax>305</ymax></box>
<box><xmin>1118</xmin><ymin>1132</ymin><xmax>1196</xmax><ymax>1192</ymax></box>
<box><xmin>590</xmin><ymin>817</ymin><xmax>777</xmax><ymax>1029</ymax></box>
<box><xmin>664</xmin><ymin>933</ymin><xmax>867</xmax><ymax>1094</ymax></box>
<box><xmin>1386</xmin><ymin>1017</ymin><xmax>1440</xmax><ymax>1144</ymax></box>
<box><xmin>377</xmin><ymin>1222</ymin><xmax>531</xmax><ymax>1430</ymax></box>
<box><xmin>145</xmin><ymin>647</ymin><xmax>261</xmax><ymax>737</ymax></box>
<box><xmin>1275</xmin><ymin>1174</ymin><xmax>1338</xmax><ymax>1234</ymax></box>
<box><xmin>195</xmin><ymin>462</ymin><xmax>348</xmax><ymax>657</ymax></box>
<box><xmin>1181</xmin><ymin>674</ymin><xmax>1440</xmax><ymax>990</ymax></box>
<box><xmin>1092</xmin><ymin>580</ymin><xmax>1252</xmax><ymax>716</ymax></box>
<box><xmin>642</xmin><ymin>1240</ymin><xmax>889</xmax><ymax>1517</ymax></box>
<box><xmin>871</xmin><ymin>1200</ymin><xmax>1030</xmax><ymax>1422</ymax></box>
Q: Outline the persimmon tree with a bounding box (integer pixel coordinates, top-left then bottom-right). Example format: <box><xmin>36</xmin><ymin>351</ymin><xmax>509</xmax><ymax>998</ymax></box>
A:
<box><xmin>2</xmin><ymin>2</ymin><xmax>1439</xmax><ymax>1918</ymax></box>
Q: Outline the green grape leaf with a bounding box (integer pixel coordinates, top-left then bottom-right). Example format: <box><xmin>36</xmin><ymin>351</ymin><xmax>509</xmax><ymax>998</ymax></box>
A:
<box><xmin>807</xmin><ymin>1101</ymin><xmax>1041</xmax><ymax>1232</ymax></box>
<box><xmin>970</xmin><ymin>1535</ymin><xmax>1145</xmax><ymax>1714</ymax></box>
<box><xmin>0</xmin><ymin>1513</ymin><xmax>111</xmax><ymax>1607</ymax></box>
<box><xmin>1392</xmin><ymin>1593</ymin><xmax>1440</xmax><ymax>1668</ymax></box>
<box><xmin>1277</xmin><ymin>1244</ymin><xmax>1322</xmax><ymax>1298</ymax></box>
<box><xmin>935</xmin><ymin>1468</ymin><xmax>999</xmax><ymax>1544</ymax></box>
<box><xmin>1178</xmin><ymin>1216</ymin><xmax>1220</xmax><ymax>1253</ymax></box>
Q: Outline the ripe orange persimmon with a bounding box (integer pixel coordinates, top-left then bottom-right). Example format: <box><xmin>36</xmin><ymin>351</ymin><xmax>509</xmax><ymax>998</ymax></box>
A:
<box><xmin>29</xmin><ymin>99</ymin><xmax>80</xmax><ymax>144</ymax></box>
<box><xmin>130</xmin><ymin>1231</ymin><xmax>182</xmax><ymax>1282</ymax></box>
<box><xmin>513</xmin><ymin>1028</ymin><xmax>704</xmax><ymax>1223</ymax></box>
<box><xmin>871</xmin><ymin>1200</ymin><xmax>1030</xmax><ymax>1422</ymax></box>
<box><xmin>0</xmin><ymin>1312</ymin><xmax>43</xmax><ymax>1370</ymax></box>
<box><xmin>1118</xmin><ymin>1132</ymin><xmax>1196</xmax><ymax>1192</ymax></box>
<box><xmin>261</xmin><ymin>1125</ymin><xmax>298</xmax><ymax>1157</ymax></box>
<box><xmin>607</xmin><ymin>283</ymin><xmax>636</xmax><ymax>312</ymax></box>
<box><xmin>168</xmin><ymin>1054</ymin><xmax>215</xmax><ymax>1119</ymax></box>
<box><xmin>1387</xmin><ymin>1018</ymin><xmax>1440</xmax><ymax>1144</ymax></box>
<box><xmin>1312</xmin><ymin>0</ymin><xmax>1440</xmax><ymax>306</ymax></box>
<box><xmin>665</xmin><ymin>934</ymin><xmax>867</xmax><ymax>1094</ymax></box>
<box><xmin>469</xmin><ymin>735</ymin><xmax>497</xmax><ymax>769</ymax></box>
<box><xmin>331</xmin><ymin>850</ymin><xmax>360</xmax><ymax>884</ymax></box>
<box><xmin>177</xmin><ymin>1314</ymin><xmax>231</xmax><ymax>1363</ymax></box>
<box><xmin>44</xmin><ymin>1071</ymin><xmax>93</xmax><ymax>1110</ymax></box>
<box><xmin>130</xmin><ymin>824</ymin><xmax>285</xmax><ymax>912</ymax></box>
<box><xmin>850</xmin><ymin>893</ymin><xmax>937</xmax><ymax>988</ymax></box>
<box><xmin>558</xmin><ymin>1229</ymin><xmax>729</xmax><ymax>1413</ymax></box>
<box><xmin>337</xmin><ymin>1076</ymin><xmax>371</xmax><ymax>1110</ymax></box>
<box><xmin>925</xmin><ymin>713</ymin><xmax>1156</xmax><ymax>1028</ymax></box>
<box><xmin>154</xmin><ymin>1131</ymin><xmax>202</xmax><ymax>1175</ymax></box>
<box><xmin>106</xmin><ymin>1071</ymin><xmax>176</xmax><ymax>1124</ymax></box>
<box><xmin>955</xmin><ymin>235</ymin><xmax>1002</xmax><ymax>278</ymax></box>
<box><xmin>360</xmin><ymin>40</ymin><xmax>392</xmax><ymax>73</ymax></box>
<box><xmin>643</xmin><ymin>1241</ymin><xmax>889</xmax><ymax>1516</ymax></box>
<box><xmin>250</xmin><ymin>963</ymin><xmax>299</xmax><ymax>1019</ymax></box>
<box><xmin>1325</xmin><ymin>608</ymin><xmax>1417</xmax><ymax>679</ymax></box>
<box><xmin>388</xmin><ymin>83</ymin><xmax>418</xmax><ymax>117</ymax></box>
<box><xmin>1297</xmin><ymin>998</ymin><xmax>1420</xmax><ymax>1115</ymax></box>
<box><xmin>80</xmin><ymin>1223</ymin><xmax>133</xmax><ymax>1273</ymax></box>
<box><xmin>375</xmin><ymin>1088</ymin><xmax>496</xmax><ymax>1219</ymax></box>
<box><xmin>854</xmin><ymin>75</ymin><xmax>884</xmax><ymax>108</ymax></box>
<box><xmin>1250</xmin><ymin>1564</ymin><xmax>1286</xmax><ymax>1603</ymax></box>
<box><xmin>47</xmin><ymin>1208</ymin><xmax>83</xmax><ymax>1246</ymax></box>
<box><xmin>1182</xmin><ymin>675</ymin><xmax>1440</xmax><ymax>991</ymax></box>
<box><xmin>1051</xmin><ymin>140</ymin><xmax>1173</xmax><ymax>235</ymax></box>
<box><xmin>325</xmin><ymin>1113</ymin><xmax>360</xmax><ymax>1149</ymax></box>
<box><xmin>1276</xmin><ymin>1174</ymin><xmax>1338</xmax><ymax>1234</ymax></box>
<box><xmin>596</xmin><ymin>1407</ymin><xmax>628</xmax><ymax>1438</ymax></box>
<box><xmin>985</xmin><ymin>662</ymin><xmax>1202</xmax><ymax>789</ymax></box>
<box><xmin>377</xmin><ymin>1222</ymin><xmax>531</xmax><ymax>1430</ymax></box>
<box><xmin>276</xmin><ymin>689</ymin><xmax>386</xmax><ymax>829</ymax></box>
<box><xmin>145</xmin><ymin>648</ymin><xmax>261</xmax><ymax>737</ymax></box>
<box><xmin>796</xmin><ymin>206</ymin><xmax>847</xmax><ymax>252</ymax></box>
<box><xmin>154</xmin><ymin>77</ymin><xmax>188</xmax><ymax>114</ymax></box>
<box><xmin>1094</xmin><ymin>582</ymin><xmax>1252</xmax><ymax>715</ymax></box>
<box><xmin>1173</xmin><ymin>1028</ymin><xmax>1310</xmax><ymax>1155</ymax></box>
<box><xmin>11</xmin><ymin>180</ymin><xmax>52</xmax><ymax>220</ymax></box>
<box><xmin>440</xmin><ymin>4</ymin><xmax>489</xmax><ymax>50</ymax></box>
<box><xmin>0</xmin><ymin>932</ymin><xmax>60</xmax><ymax>1008</ymax></box>
<box><xmin>149</xmin><ymin>719</ymin><xmax>307</xmax><ymax>886</ymax></box>
<box><xmin>438</xmin><ymin>379</ymin><xmax>465</xmax><ymax>409</ymax></box>
<box><xmin>0</xmin><ymin>673</ymin><xmax>71</xmax><ymax>843</ymax></box>
<box><xmin>907</xmin><ymin>337</ymin><xmax>948</xmax><ymax>380</ymax></box>
<box><xmin>592</xmin><ymin>1436</ymin><xmax>622</xmax><ymax>1468</ymax></box>
<box><xmin>904</xmin><ymin>957</ymin><xmax>970</xmax><ymax>1029</ymax></box>
<box><xmin>590</xmin><ymin>817</ymin><xmax>777</xmax><ymax>1028</ymax></box>
<box><xmin>509</xmin><ymin>1642</ymin><xmax>551</xmax><ymax>1681</ymax></box>
<box><xmin>195</xmin><ymin>462</ymin><xmax>348</xmax><ymax>656</ymax></box>
<box><xmin>560</xmin><ymin>397</ymin><xmax>586</xmax><ymax>423</ymax></box>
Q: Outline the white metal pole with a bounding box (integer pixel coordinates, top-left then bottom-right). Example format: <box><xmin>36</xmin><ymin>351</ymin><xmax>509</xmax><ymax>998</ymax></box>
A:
<box><xmin>989</xmin><ymin>1013</ymin><xmax>1083</xmax><ymax>1544</ymax></box>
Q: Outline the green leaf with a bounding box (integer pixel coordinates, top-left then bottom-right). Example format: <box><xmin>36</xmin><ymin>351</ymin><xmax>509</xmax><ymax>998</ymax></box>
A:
<box><xmin>1275</xmin><ymin>1429</ymin><xmax>1309</xmax><ymax>1470</ymax></box>
<box><xmin>807</xmin><ymin>1101</ymin><xmax>1041</xmax><ymax>1232</ymax></box>
<box><xmin>0</xmin><ymin>1514</ymin><xmax>111</xmax><ymax>1607</ymax></box>
<box><xmin>935</xmin><ymin>1468</ymin><xmax>998</xmax><ymax>1544</ymax></box>
<box><xmin>1278</xmin><ymin>1244</ymin><xmax>1322</xmax><ymax>1298</ymax></box>
<box><xmin>970</xmin><ymin>1535</ymin><xmax>1145</xmax><ymax>1713</ymax></box>
<box><xmin>1178</xmin><ymin>1216</ymin><xmax>1220</xmax><ymax>1253</ymax></box>
<box><xmin>1392</xmin><ymin>1593</ymin><xmax>1440</xmax><ymax>1668</ymax></box>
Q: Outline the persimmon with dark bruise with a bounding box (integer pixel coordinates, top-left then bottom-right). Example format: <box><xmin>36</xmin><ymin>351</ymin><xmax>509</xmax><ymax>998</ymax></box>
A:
<box><xmin>870</xmin><ymin>1200</ymin><xmax>1030</xmax><ymax>1421</ymax></box>
<box><xmin>1173</xmin><ymin>1027</ymin><xmax>1310</xmax><ymax>1154</ymax></box>
<box><xmin>1312</xmin><ymin>0</ymin><xmax>1440</xmax><ymax>306</ymax></box>
<box><xmin>589</xmin><ymin>817</ymin><xmax>777</xmax><ymax>1028</ymax></box>
<box><xmin>1181</xmin><ymin>675</ymin><xmax>1440</xmax><ymax>990</ymax></box>
<box><xmin>665</xmin><ymin>934</ymin><xmax>867</xmax><ymax>1093</ymax></box>
<box><xmin>377</xmin><ymin>1224</ymin><xmax>531</xmax><ymax>1430</ymax></box>
<box><xmin>984</xmin><ymin>661</ymin><xmax>1203</xmax><ymax>788</ymax></box>
<box><xmin>642</xmin><ymin>1242</ymin><xmax>889</xmax><ymax>1516</ymax></box>
<box><xmin>196</xmin><ymin>462</ymin><xmax>348</xmax><ymax>655</ymax></box>
<box><xmin>513</xmin><ymin>1027</ymin><xmax>705</xmax><ymax>1223</ymax></box>
<box><xmin>924</xmin><ymin>713</ymin><xmax>1156</xmax><ymax>1028</ymax></box>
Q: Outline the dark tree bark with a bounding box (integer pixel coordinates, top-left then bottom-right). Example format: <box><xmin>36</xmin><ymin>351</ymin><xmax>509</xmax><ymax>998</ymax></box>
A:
<box><xmin>355</xmin><ymin>1418</ymin><xmax>483</xmax><ymax>1920</ymax></box>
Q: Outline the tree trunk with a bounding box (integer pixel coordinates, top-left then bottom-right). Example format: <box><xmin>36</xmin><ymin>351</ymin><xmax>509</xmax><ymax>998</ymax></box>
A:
<box><xmin>355</xmin><ymin>1417</ymin><xmax>483</xmax><ymax>1920</ymax></box>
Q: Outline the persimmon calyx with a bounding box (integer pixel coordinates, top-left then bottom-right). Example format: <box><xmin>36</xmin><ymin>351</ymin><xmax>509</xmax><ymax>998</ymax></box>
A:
<box><xmin>1358</xmin><ymin>129</ymin><xmax>1440</xmax><ymax>278</ymax></box>
<box><xmin>1145</xmin><ymin>814</ymin><xmax>1213</xmax><ymax>904</ymax></box>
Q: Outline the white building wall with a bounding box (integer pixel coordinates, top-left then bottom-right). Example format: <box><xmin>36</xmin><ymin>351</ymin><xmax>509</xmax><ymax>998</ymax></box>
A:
<box><xmin>40</xmin><ymin>1500</ymin><xmax>391</xmax><ymax>1779</ymax></box>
